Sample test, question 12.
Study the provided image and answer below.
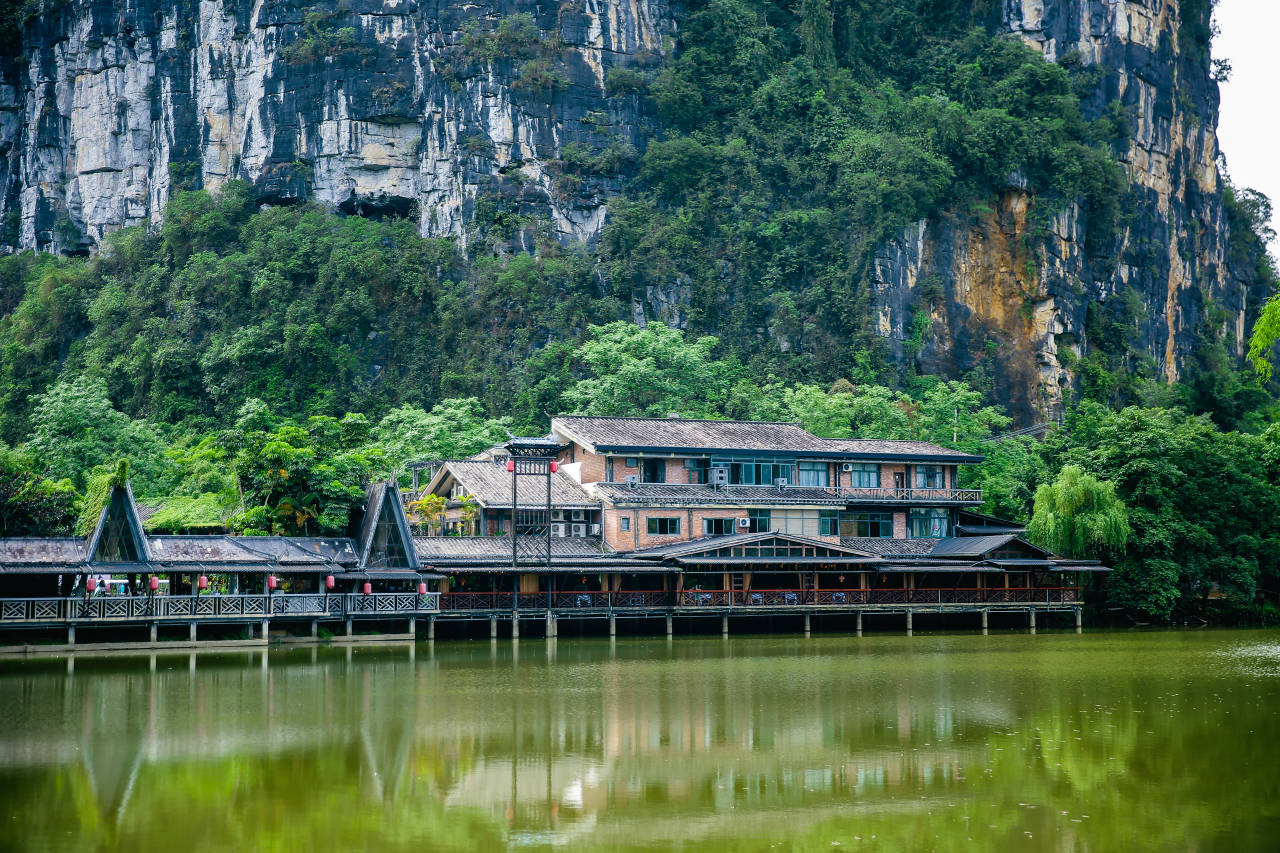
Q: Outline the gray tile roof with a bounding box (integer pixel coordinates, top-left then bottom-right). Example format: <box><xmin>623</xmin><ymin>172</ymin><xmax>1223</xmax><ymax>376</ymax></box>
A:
<box><xmin>929</xmin><ymin>535</ymin><xmax>1051</xmax><ymax>558</ymax></box>
<box><xmin>629</xmin><ymin>532</ymin><xmax>881</xmax><ymax>559</ymax></box>
<box><xmin>414</xmin><ymin>536</ymin><xmax>608</xmax><ymax>560</ymax></box>
<box><xmin>435</xmin><ymin>460</ymin><xmax>598</xmax><ymax>509</ymax></box>
<box><xmin>593</xmin><ymin>483</ymin><xmax>845</xmax><ymax>506</ymax></box>
<box><xmin>0</xmin><ymin>538</ymin><xmax>86</xmax><ymax>566</ymax></box>
<box><xmin>147</xmin><ymin>536</ymin><xmax>273</xmax><ymax>563</ymax></box>
<box><xmin>552</xmin><ymin>415</ymin><xmax>981</xmax><ymax>460</ymax></box>
<box><xmin>839</xmin><ymin>537</ymin><xmax>938</xmax><ymax>557</ymax></box>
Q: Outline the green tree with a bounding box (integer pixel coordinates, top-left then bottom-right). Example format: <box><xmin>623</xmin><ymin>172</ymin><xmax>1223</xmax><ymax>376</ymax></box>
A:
<box><xmin>372</xmin><ymin>399</ymin><xmax>512</xmax><ymax>482</ymax></box>
<box><xmin>1027</xmin><ymin>464</ymin><xmax>1131</xmax><ymax>558</ymax></box>
<box><xmin>0</xmin><ymin>448</ymin><xmax>76</xmax><ymax>535</ymax></box>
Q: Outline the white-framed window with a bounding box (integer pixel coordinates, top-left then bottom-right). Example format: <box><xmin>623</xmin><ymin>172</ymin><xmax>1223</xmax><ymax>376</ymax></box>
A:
<box><xmin>703</xmin><ymin>517</ymin><xmax>736</xmax><ymax>536</ymax></box>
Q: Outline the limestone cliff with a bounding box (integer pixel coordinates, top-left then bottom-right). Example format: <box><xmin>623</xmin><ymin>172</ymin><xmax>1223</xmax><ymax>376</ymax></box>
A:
<box><xmin>0</xmin><ymin>0</ymin><xmax>671</xmax><ymax>252</ymax></box>
<box><xmin>873</xmin><ymin>0</ymin><xmax>1256</xmax><ymax>419</ymax></box>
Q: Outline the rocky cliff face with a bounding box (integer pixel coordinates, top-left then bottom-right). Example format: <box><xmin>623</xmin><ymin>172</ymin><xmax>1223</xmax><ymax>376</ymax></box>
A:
<box><xmin>0</xmin><ymin>0</ymin><xmax>671</xmax><ymax>253</ymax></box>
<box><xmin>873</xmin><ymin>0</ymin><xmax>1255</xmax><ymax>419</ymax></box>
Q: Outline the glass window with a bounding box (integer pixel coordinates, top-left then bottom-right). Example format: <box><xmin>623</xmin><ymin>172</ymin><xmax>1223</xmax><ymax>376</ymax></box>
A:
<box><xmin>605</xmin><ymin>457</ymin><xmax>615</xmax><ymax>483</ymax></box>
<box><xmin>908</xmin><ymin>508</ymin><xmax>950</xmax><ymax>538</ymax></box>
<box><xmin>647</xmin><ymin>517</ymin><xmax>681</xmax><ymax>535</ymax></box>
<box><xmin>685</xmin><ymin>458</ymin><xmax>709</xmax><ymax>484</ymax></box>
<box><xmin>852</xmin><ymin>511</ymin><xmax>894</xmax><ymax>537</ymax></box>
<box><xmin>915</xmin><ymin>465</ymin><xmax>946</xmax><ymax>489</ymax></box>
<box><xmin>797</xmin><ymin>461</ymin><xmax>829</xmax><ymax>487</ymax></box>
<box><xmin>620</xmin><ymin>517</ymin><xmax>630</xmax><ymax>532</ymax></box>
<box><xmin>846</xmin><ymin>462</ymin><xmax>880</xmax><ymax>488</ymax></box>
<box><xmin>711</xmin><ymin>457</ymin><xmax>796</xmax><ymax>486</ymax></box>
<box><xmin>642</xmin><ymin>458</ymin><xmax>666</xmax><ymax>483</ymax></box>
<box><xmin>747</xmin><ymin>509</ymin><xmax>771</xmax><ymax>532</ymax></box>
<box><xmin>703</xmin><ymin>517</ymin><xmax>736</xmax><ymax>536</ymax></box>
<box><xmin>819</xmin><ymin>510</ymin><xmax>839</xmax><ymax>536</ymax></box>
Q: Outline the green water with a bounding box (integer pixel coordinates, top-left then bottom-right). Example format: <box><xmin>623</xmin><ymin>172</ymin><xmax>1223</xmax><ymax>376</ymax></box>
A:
<box><xmin>1</xmin><ymin>630</ymin><xmax>1278</xmax><ymax>852</ymax></box>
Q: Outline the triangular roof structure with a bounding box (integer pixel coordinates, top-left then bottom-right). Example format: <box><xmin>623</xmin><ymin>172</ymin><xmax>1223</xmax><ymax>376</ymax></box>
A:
<box><xmin>86</xmin><ymin>483</ymin><xmax>150</xmax><ymax>564</ymax></box>
<box><xmin>356</xmin><ymin>481</ymin><xmax>420</xmax><ymax>570</ymax></box>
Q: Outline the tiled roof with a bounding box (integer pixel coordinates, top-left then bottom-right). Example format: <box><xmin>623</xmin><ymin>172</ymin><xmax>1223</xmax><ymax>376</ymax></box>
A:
<box><xmin>290</xmin><ymin>538</ymin><xmax>361</xmax><ymax>565</ymax></box>
<box><xmin>839</xmin><ymin>537</ymin><xmax>937</xmax><ymax>557</ymax></box>
<box><xmin>435</xmin><ymin>460</ymin><xmax>598</xmax><ymax>508</ymax></box>
<box><xmin>414</xmin><ymin>536</ymin><xmax>608</xmax><ymax>560</ymax></box>
<box><xmin>147</xmin><ymin>535</ymin><xmax>272</xmax><ymax>563</ymax></box>
<box><xmin>630</xmin><ymin>532</ymin><xmax>881</xmax><ymax>559</ymax></box>
<box><xmin>0</xmin><ymin>538</ymin><xmax>86</xmax><ymax>566</ymax></box>
<box><xmin>593</xmin><ymin>483</ymin><xmax>845</xmax><ymax>506</ymax></box>
<box><xmin>552</xmin><ymin>415</ymin><xmax>981</xmax><ymax>460</ymax></box>
<box><xmin>930</xmin><ymin>534</ymin><xmax>1052</xmax><ymax>558</ymax></box>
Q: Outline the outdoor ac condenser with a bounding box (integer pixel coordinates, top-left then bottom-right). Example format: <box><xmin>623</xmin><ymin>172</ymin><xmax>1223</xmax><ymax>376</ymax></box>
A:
<box><xmin>551</xmin><ymin>523</ymin><xmax>566</xmax><ymax>538</ymax></box>
<box><xmin>737</xmin><ymin>517</ymin><xmax>751</xmax><ymax>528</ymax></box>
<box><xmin>589</xmin><ymin>523</ymin><xmax>601</xmax><ymax>535</ymax></box>
<box><xmin>709</xmin><ymin>467</ymin><xmax>730</xmax><ymax>486</ymax></box>
<box><xmin>841</xmin><ymin>462</ymin><xmax>854</xmax><ymax>472</ymax></box>
<box><xmin>571</xmin><ymin>523</ymin><xmax>587</xmax><ymax>537</ymax></box>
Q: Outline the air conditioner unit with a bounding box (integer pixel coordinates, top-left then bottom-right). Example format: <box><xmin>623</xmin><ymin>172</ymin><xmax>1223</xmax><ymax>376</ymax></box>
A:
<box><xmin>589</xmin><ymin>523</ymin><xmax>601</xmax><ymax>535</ymax></box>
<box><xmin>773</xmin><ymin>478</ymin><xmax>788</xmax><ymax>487</ymax></box>
<box><xmin>571</xmin><ymin>509</ymin><xmax>585</xmax><ymax>521</ymax></box>
<box><xmin>551</xmin><ymin>523</ymin><xmax>567</xmax><ymax>538</ymax></box>
<box><xmin>550</xmin><ymin>509</ymin><xmax>565</xmax><ymax>522</ymax></box>
<box><xmin>737</xmin><ymin>517</ymin><xmax>751</xmax><ymax>528</ymax></box>
<box><xmin>625</xmin><ymin>474</ymin><xmax>640</xmax><ymax>486</ymax></box>
<box><xmin>708</xmin><ymin>467</ymin><xmax>730</xmax><ymax>486</ymax></box>
<box><xmin>571</xmin><ymin>523</ymin><xmax>587</xmax><ymax>537</ymax></box>
<box><xmin>841</xmin><ymin>463</ymin><xmax>854</xmax><ymax>473</ymax></box>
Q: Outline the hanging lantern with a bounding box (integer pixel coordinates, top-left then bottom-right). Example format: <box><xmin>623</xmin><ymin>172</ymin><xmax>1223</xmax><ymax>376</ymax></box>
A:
<box><xmin>267</xmin><ymin>575</ymin><xmax>278</xmax><ymax>591</ymax></box>
<box><xmin>506</xmin><ymin>459</ymin><xmax>515</xmax><ymax>472</ymax></box>
<box><xmin>549</xmin><ymin>461</ymin><xmax>558</xmax><ymax>473</ymax></box>
<box><xmin>148</xmin><ymin>575</ymin><xmax>159</xmax><ymax>592</ymax></box>
<box><xmin>198</xmin><ymin>575</ymin><xmax>209</xmax><ymax>591</ymax></box>
<box><xmin>325</xmin><ymin>575</ymin><xmax>335</xmax><ymax>590</ymax></box>
<box><xmin>85</xmin><ymin>577</ymin><xmax>97</xmax><ymax>593</ymax></box>
<box><xmin>362</xmin><ymin>582</ymin><xmax>372</xmax><ymax>596</ymax></box>
<box><xmin>417</xmin><ymin>581</ymin><xmax>427</xmax><ymax>595</ymax></box>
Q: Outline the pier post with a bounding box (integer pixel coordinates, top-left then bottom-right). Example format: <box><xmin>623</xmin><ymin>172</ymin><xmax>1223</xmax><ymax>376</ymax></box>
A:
<box><xmin>310</xmin><ymin>620</ymin><xmax>318</xmax><ymax>640</ymax></box>
<box><xmin>149</xmin><ymin>622</ymin><xmax>157</xmax><ymax>644</ymax></box>
<box><xmin>1028</xmin><ymin>609</ymin><xmax>1036</xmax><ymax>634</ymax></box>
<box><xmin>981</xmin><ymin>610</ymin><xmax>989</xmax><ymax>635</ymax></box>
<box><xmin>666</xmin><ymin>615</ymin><xmax>673</xmax><ymax>638</ymax></box>
<box><xmin>490</xmin><ymin>616</ymin><xmax>498</xmax><ymax>639</ymax></box>
<box><xmin>408</xmin><ymin>616</ymin><xmax>416</xmax><ymax>638</ymax></box>
<box><xmin>512</xmin><ymin>616</ymin><xmax>519</xmax><ymax>640</ymax></box>
<box><xmin>188</xmin><ymin>622</ymin><xmax>197</xmax><ymax>642</ymax></box>
<box><xmin>609</xmin><ymin>614</ymin><xmax>617</xmax><ymax>637</ymax></box>
<box><xmin>906</xmin><ymin>610</ymin><xmax>913</xmax><ymax>636</ymax></box>
<box><xmin>804</xmin><ymin>613</ymin><xmax>811</xmax><ymax>637</ymax></box>
<box><xmin>546</xmin><ymin>611</ymin><xmax>554</xmax><ymax>638</ymax></box>
<box><xmin>721</xmin><ymin>615</ymin><xmax>729</xmax><ymax>637</ymax></box>
<box><xmin>856</xmin><ymin>612</ymin><xmax>862</xmax><ymax>635</ymax></box>
<box><xmin>67</xmin><ymin>625</ymin><xmax>75</xmax><ymax>646</ymax></box>
<box><xmin>427</xmin><ymin>616</ymin><xmax>436</xmax><ymax>641</ymax></box>
<box><xmin>345</xmin><ymin>618</ymin><xmax>353</xmax><ymax>637</ymax></box>
<box><xmin>1074</xmin><ymin>608</ymin><xmax>1082</xmax><ymax>634</ymax></box>
<box><xmin>261</xmin><ymin>619</ymin><xmax>269</xmax><ymax>641</ymax></box>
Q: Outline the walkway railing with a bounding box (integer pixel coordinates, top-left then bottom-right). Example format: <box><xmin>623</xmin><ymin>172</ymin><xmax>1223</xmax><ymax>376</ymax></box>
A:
<box><xmin>824</xmin><ymin>487</ymin><xmax>983</xmax><ymax>503</ymax></box>
<box><xmin>0</xmin><ymin>593</ymin><xmax>440</xmax><ymax>625</ymax></box>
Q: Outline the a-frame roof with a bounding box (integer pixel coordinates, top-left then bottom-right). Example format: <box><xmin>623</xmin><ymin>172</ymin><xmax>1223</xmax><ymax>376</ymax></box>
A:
<box><xmin>86</xmin><ymin>483</ymin><xmax>150</xmax><ymax>565</ymax></box>
<box><xmin>356</xmin><ymin>481</ymin><xmax>420</xmax><ymax>570</ymax></box>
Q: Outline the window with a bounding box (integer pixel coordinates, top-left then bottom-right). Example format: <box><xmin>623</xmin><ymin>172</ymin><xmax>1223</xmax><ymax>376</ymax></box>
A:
<box><xmin>819</xmin><ymin>510</ymin><xmax>839</xmax><ymax>536</ymax></box>
<box><xmin>851</xmin><ymin>511</ymin><xmax>894</xmax><ymax>537</ymax></box>
<box><xmin>909</xmin><ymin>508</ymin><xmax>950</xmax><ymax>538</ymax></box>
<box><xmin>846</xmin><ymin>462</ymin><xmax>880</xmax><ymax>488</ymax></box>
<box><xmin>620</xmin><ymin>517</ymin><xmax>630</xmax><ymax>532</ymax></box>
<box><xmin>642</xmin><ymin>458</ymin><xmax>666</xmax><ymax>483</ymax></box>
<box><xmin>703</xmin><ymin>517</ymin><xmax>736</xmax><ymax>536</ymax></box>
<box><xmin>710</xmin><ymin>457</ymin><xmax>796</xmax><ymax>485</ymax></box>
<box><xmin>915</xmin><ymin>465</ymin><xmax>946</xmax><ymax>489</ymax></box>
<box><xmin>747</xmin><ymin>509</ymin><xmax>771</xmax><ymax>533</ymax></box>
<box><xmin>797</xmin><ymin>461</ymin><xmax>829</xmax><ymax>487</ymax></box>
<box><xmin>647</xmin><ymin>517</ymin><xmax>681</xmax><ymax>536</ymax></box>
<box><xmin>625</xmin><ymin>457</ymin><xmax>638</xmax><ymax>468</ymax></box>
<box><xmin>606</xmin><ymin>457</ymin><xmax>615</xmax><ymax>483</ymax></box>
<box><xmin>685</xmin><ymin>458</ymin><xmax>709</xmax><ymax>484</ymax></box>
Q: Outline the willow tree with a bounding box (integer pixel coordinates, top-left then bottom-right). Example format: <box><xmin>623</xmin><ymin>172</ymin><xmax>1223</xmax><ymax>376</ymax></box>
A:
<box><xmin>1028</xmin><ymin>465</ymin><xmax>1130</xmax><ymax>559</ymax></box>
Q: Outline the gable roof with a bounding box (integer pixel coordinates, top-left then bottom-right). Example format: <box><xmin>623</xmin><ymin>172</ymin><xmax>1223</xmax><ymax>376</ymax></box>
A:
<box><xmin>929</xmin><ymin>535</ymin><xmax>1052</xmax><ymax>559</ymax></box>
<box><xmin>551</xmin><ymin>415</ymin><xmax>981</xmax><ymax>461</ymax></box>
<box><xmin>427</xmin><ymin>460</ymin><xmax>598</xmax><ymax>509</ymax></box>
<box><xmin>356</xmin><ymin>481</ymin><xmax>420</xmax><ymax>570</ymax></box>
<box><xmin>629</xmin><ymin>531</ymin><xmax>882</xmax><ymax>562</ymax></box>
<box><xmin>86</xmin><ymin>483</ymin><xmax>150</xmax><ymax>564</ymax></box>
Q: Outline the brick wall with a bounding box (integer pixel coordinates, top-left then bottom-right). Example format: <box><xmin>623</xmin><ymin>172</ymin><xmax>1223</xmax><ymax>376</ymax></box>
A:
<box><xmin>603</xmin><ymin>506</ymin><xmax>750</xmax><ymax>551</ymax></box>
<box><xmin>893</xmin><ymin>511</ymin><xmax>907</xmax><ymax>539</ymax></box>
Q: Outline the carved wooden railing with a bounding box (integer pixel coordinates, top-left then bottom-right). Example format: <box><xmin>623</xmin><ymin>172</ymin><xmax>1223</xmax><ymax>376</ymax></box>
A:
<box><xmin>0</xmin><ymin>593</ymin><xmax>440</xmax><ymax>624</ymax></box>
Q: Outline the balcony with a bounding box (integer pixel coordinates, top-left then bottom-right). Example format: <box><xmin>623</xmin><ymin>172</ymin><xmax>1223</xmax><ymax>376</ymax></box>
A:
<box><xmin>824</xmin><ymin>487</ymin><xmax>982</xmax><ymax>505</ymax></box>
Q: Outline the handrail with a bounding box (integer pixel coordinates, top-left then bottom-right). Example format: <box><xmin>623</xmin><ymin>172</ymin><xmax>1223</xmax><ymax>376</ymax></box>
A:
<box><xmin>0</xmin><ymin>592</ymin><xmax>441</xmax><ymax>624</ymax></box>
<box><xmin>824</xmin><ymin>487</ymin><xmax>983</xmax><ymax>502</ymax></box>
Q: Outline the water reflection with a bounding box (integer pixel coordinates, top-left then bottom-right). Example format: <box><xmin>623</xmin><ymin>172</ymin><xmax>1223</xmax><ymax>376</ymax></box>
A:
<box><xmin>0</xmin><ymin>631</ymin><xmax>1278</xmax><ymax>851</ymax></box>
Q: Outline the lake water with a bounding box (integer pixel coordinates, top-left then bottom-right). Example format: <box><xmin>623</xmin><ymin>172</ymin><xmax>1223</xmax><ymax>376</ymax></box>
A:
<box><xmin>0</xmin><ymin>630</ymin><xmax>1277</xmax><ymax>851</ymax></box>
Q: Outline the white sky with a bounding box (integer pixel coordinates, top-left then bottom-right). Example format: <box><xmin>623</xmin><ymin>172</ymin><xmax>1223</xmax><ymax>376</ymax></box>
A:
<box><xmin>1214</xmin><ymin>0</ymin><xmax>1280</xmax><ymax>259</ymax></box>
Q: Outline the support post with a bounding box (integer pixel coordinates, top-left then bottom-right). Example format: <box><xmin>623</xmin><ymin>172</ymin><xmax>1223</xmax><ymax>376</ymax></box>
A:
<box><xmin>490</xmin><ymin>616</ymin><xmax>498</xmax><ymax>639</ymax></box>
<box><xmin>261</xmin><ymin>619</ymin><xmax>269</xmax><ymax>641</ymax></box>
<box><xmin>311</xmin><ymin>620</ymin><xmax>318</xmax><ymax>640</ymax></box>
<box><xmin>428</xmin><ymin>616</ymin><xmax>436</xmax><ymax>641</ymax></box>
<box><xmin>721</xmin><ymin>615</ymin><xmax>729</xmax><ymax>637</ymax></box>
<box><xmin>512</xmin><ymin>616</ymin><xmax>519</xmax><ymax>640</ymax></box>
<box><xmin>609</xmin><ymin>614</ymin><xmax>616</xmax><ymax>637</ymax></box>
<box><xmin>1029</xmin><ymin>609</ymin><xmax>1036</xmax><ymax>633</ymax></box>
<box><xmin>1074</xmin><ymin>607</ymin><xmax>1082</xmax><ymax>634</ymax></box>
<box><xmin>906</xmin><ymin>610</ymin><xmax>913</xmax><ymax>636</ymax></box>
<box><xmin>981</xmin><ymin>609</ymin><xmax>989</xmax><ymax>635</ymax></box>
<box><xmin>188</xmin><ymin>621</ymin><xmax>197</xmax><ymax>642</ymax></box>
<box><xmin>345</xmin><ymin>618</ymin><xmax>353</xmax><ymax>637</ymax></box>
<box><xmin>804</xmin><ymin>613</ymin><xmax>811</xmax><ymax>637</ymax></box>
<box><xmin>149</xmin><ymin>622</ymin><xmax>157</xmax><ymax>644</ymax></box>
<box><xmin>856</xmin><ymin>611</ymin><xmax>863</xmax><ymax>635</ymax></box>
<box><xmin>665</xmin><ymin>615</ymin><xmax>673</xmax><ymax>638</ymax></box>
<box><xmin>67</xmin><ymin>625</ymin><xmax>75</xmax><ymax>646</ymax></box>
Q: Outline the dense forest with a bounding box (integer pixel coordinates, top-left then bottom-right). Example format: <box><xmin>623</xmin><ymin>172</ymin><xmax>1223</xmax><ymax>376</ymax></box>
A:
<box><xmin>1</xmin><ymin>0</ymin><xmax>1279</xmax><ymax>623</ymax></box>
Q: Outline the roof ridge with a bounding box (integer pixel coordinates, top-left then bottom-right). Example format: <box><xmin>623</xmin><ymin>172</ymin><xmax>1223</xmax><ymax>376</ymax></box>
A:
<box><xmin>554</xmin><ymin>414</ymin><xmax>806</xmax><ymax>426</ymax></box>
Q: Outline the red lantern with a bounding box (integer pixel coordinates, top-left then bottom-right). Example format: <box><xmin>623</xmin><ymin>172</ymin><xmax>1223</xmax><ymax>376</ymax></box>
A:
<box><xmin>198</xmin><ymin>575</ymin><xmax>209</xmax><ymax>590</ymax></box>
<box><xmin>85</xmin><ymin>577</ymin><xmax>97</xmax><ymax>593</ymax></box>
<box><xmin>362</xmin><ymin>582</ymin><xmax>372</xmax><ymax>596</ymax></box>
<box><xmin>267</xmin><ymin>575</ymin><xmax>278</xmax><ymax>591</ymax></box>
<box><xmin>550</xmin><ymin>461</ymin><xmax>558</xmax><ymax>473</ymax></box>
<box><xmin>148</xmin><ymin>575</ymin><xmax>159</xmax><ymax>592</ymax></box>
<box><xmin>325</xmin><ymin>575</ymin><xmax>335</xmax><ymax>590</ymax></box>
<box><xmin>506</xmin><ymin>459</ymin><xmax>515</xmax><ymax>472</ymax></box>
<box><xmin>417</xmin><ymin>582</ymin><xmax>427</xmax><ymax>595</ymax></box>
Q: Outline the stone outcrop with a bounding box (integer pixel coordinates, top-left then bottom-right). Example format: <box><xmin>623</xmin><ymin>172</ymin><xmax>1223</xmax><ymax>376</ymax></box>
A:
<box><xmin>0</xmin><ymin>0</ymin><xmax>671</xmax><ymax>253</ymax></box>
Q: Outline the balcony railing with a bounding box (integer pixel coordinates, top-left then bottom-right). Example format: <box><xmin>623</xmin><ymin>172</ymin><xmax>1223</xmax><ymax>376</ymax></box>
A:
<box><xmin>0</xmin><ymin>593</ymin><xmax>440</xmax><ymax>625</ymax></box>
<box><xmin>824</xmin><ymin>487</ymin><xmax>983</xmax><ymax>503</ymax></box>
